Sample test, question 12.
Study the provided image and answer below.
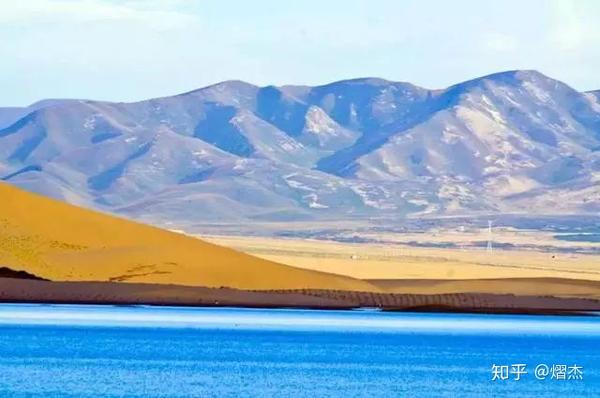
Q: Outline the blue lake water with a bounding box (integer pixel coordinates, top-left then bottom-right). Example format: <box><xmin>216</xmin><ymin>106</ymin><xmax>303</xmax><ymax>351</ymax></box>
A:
<box><xmin>0</xmin><ymin>304</ymin><xmax>598</xmax><ymax>397</ymax></box>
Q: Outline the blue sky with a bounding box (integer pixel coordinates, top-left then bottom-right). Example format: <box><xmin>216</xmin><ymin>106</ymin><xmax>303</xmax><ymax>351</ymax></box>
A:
<box><xmin>1</xmin><ymin>0</ymin><xmax>599</xmax><ymax>106</ymax></box>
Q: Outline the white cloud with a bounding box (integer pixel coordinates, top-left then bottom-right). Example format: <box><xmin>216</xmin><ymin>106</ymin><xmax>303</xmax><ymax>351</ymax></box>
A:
<box><xmin>0</xmin><ymin>0</ymin><xmax>599</xmax><ymax>105</ymax></box>
<box><xmin>0</xmin><ymin>0</ymin><xmax>198</xmax><ymax>30</ymax></box>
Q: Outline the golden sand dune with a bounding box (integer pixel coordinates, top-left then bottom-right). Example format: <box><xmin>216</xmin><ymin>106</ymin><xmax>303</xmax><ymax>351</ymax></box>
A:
<box><xmin>1</xmin><ymin>182</ymin><xmax>599</xmax><ymax>310</ymax></box>
<box><xmin>0</xmin><ymin>183</ymin><xmax>376</xmax><ymax>292</ymax></box>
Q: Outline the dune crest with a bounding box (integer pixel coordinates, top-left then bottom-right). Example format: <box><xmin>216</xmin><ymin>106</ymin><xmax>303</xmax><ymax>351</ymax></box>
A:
<box><xmin>0</xmin><ymin>183</ymin><xmax>376</xmax><ymax>292</ymax></box>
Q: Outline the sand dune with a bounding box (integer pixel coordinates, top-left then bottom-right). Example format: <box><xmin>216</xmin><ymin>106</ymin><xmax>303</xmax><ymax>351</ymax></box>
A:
<box><xmin>1</xmin><ymin>183</ymin><xmax>598</xmax><ymax>310</ymax></box>
<box><xmin>0</xmin><ymin>183</ymin><xmax>375</xmax><ymax>292</ymax></box>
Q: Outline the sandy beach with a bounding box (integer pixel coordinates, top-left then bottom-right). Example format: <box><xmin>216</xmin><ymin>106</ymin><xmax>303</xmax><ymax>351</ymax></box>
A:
<box><xmin>0</xmin><ymin>276</ymin><xmax>598</xmax><ymax>315</ymax></box>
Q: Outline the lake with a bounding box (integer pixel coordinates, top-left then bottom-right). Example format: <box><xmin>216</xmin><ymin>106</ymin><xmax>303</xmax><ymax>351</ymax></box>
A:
<box><xmin>0</xmin><ymin>304</ymin><xmax>598</xmax><ymax>397</ymax></box>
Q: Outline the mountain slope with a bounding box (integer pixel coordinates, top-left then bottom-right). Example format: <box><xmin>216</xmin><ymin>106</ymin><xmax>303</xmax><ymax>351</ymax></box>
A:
<box><xmin>351</xmin><ymin>71</ymin><xmax>600</xmax><ymax>178</ymax></box>
<box><xmin>1</xmin><ymin>70</ymin><xmax>599</xmax><ymax>227</ymax></box>
<box><xmin>0</xmin><ymin>182</ymin><xmax>377</xmax><ymax>291</ymax></box>
<box><xmin>0</xmin><ymin>107</ymin><xmax>27</xmax><ymax>130</ymax></box>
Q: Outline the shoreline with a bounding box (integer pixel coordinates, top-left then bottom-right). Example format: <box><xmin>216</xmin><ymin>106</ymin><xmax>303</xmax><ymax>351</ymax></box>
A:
<box><xmin>0</xmin><ymin>301</ymin><xmax>595</xmax><ymax>317</ymax></box>
<box><xmin>1</xmin><ymin>277</ymin><xmax>598</xmax><ymax>316</ymax></box>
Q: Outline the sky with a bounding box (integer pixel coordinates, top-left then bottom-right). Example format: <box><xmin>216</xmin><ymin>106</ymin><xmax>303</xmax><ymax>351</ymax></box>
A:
<box><xmin>1</xmin><ymin>0</ymin><xmax>600</xmax><ymax>106</ymax></box>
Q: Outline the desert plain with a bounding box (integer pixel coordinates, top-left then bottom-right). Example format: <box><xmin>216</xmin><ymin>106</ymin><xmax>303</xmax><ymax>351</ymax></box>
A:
<box><xmin>1</xmin><ymin>181</ymin><xmax>599</xmax><ymax>312</ymax></box>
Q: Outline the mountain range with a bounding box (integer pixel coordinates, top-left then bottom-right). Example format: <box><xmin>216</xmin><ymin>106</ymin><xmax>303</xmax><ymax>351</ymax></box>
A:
<box><xmin>1</xmin><ymin>70</ymin><xmax>599</xmax><ymax>230</ymax></box>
